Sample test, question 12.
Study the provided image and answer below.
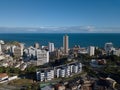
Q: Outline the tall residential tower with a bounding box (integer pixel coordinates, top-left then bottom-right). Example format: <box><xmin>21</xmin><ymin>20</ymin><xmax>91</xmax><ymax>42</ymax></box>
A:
<box><xmin>63</xmin><ymin>35</ymin><xmax>69</xmax><ymax>54</ymax></box>
<box><xmin>48</xmin><ymin>42</ymin><xmax>55</xmax><ymax>52</ymax></box>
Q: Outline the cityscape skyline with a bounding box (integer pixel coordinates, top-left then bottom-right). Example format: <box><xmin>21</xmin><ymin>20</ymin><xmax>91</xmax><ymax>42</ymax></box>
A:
<box><xmin>0</xmin><ymin>0</ymin><xmax>120</xmax><ymax>33</ymax></box>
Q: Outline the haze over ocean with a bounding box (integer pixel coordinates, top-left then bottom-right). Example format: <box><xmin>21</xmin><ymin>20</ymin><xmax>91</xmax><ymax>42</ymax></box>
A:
<box><xmin>0</xmin><ymin>33</ymin><xmax>119</xmax><ymax>48</ymax></box>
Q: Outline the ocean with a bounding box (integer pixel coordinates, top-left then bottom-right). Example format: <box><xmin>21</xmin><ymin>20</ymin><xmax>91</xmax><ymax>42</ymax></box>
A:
<box><xmin>0</xmin><ymin>33</ymin><xmax>120</xmax><ymax>48</ymax></box>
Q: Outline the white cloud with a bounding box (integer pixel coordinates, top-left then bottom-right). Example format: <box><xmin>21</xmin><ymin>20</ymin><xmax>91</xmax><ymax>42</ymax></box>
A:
<box><xmin>27</xmin><ymin>29</ymin><xmax>37</xmax><ymax>32</ymax></box>
<box><xmin>0</xmin><ymin>26</ymin><xmax>120</xmax><ymax>33</ymax></box>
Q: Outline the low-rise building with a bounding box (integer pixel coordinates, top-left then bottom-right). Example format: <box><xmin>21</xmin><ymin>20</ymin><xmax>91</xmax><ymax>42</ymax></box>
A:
<box><xmin>0</xmin><ymin>73</ymin><xmax>8</xmax><ymax>81</ymax></box>
<box><xmin>36</xmin><ymin>62</ymin><xmax>82</xmax><ymax>81</ymax></box>
<box><xmin>73</xmin><ymin>65</ymin><xmax>78</xmax><ymax>73</ymax></box>
<box><xmin>113</xmin><ymin>49</ymin><xmax>120</xmax><ymax>56</ymax></box>
<box><xmin>60</xmin><ymin>68</ymin><xmax>66</xmax><ymax>78</ymax></box>
<box><xmin>56</xmin><ymin>68</ymin><xmax>61</xmax><ymax>78</ymax></box>
<box><xmin>40</xmin><ymin>72</ymin><xmax>45</xmax><ymax>82</ymax></box>
<box><xmin>36</xmin><ymin>69</ymin><xmax>54</xmax><ymax>81</ymax></box>
<box><xmin>55</xmin><ymin>84</ymin><xmax>65</xmax><ymax>90</ymax></box>
<box><xmin>105</xmin><ymin>42</ymin><xmax>115</xmax><ymax>53</ymax></box>
<box><xmin>65</xmin><ymin>66</ymin><xmax>71</xmax><ymax>77</ymax></box>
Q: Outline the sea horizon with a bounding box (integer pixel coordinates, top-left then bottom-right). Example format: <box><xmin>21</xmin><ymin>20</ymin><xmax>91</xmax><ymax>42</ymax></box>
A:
<box><xmin>0</xmin><ymin>33</ymin><xmax>120</xmax><ymax>48</ymax></box>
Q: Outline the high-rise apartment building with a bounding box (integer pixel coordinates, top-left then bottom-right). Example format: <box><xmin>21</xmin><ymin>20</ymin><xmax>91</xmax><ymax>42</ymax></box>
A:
<box><xmin>88</xmin><ymin>46</ymin><xmax>95</xmax><ymax>56</ymax></box>
<box><xmin>63</xmin><ymin>35</ymin><xmax>69</xmax><ymax>54</ymax></box>
<box><xmin>48</xmin><ymin>42</ymin><xmax>55</xmax><ymax>52</ymax></box>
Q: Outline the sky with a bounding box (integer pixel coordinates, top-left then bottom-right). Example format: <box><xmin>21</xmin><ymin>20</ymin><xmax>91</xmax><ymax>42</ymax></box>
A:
<box><xmin>0</xmin><ymin>0</ymin><xmax>120</xmax><ymax>33</ymax></box>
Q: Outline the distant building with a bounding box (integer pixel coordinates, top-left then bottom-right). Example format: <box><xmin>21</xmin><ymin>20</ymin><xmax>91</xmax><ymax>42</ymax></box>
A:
<box><xmin>63</xmin><ymin>35</ymin><xmax>69</xmax><ymax>54</ymax></box>
<box><xmin>48</xmin><ymin>42</ymin><xmax>55</xmax><ymax>52</ymax></box>
<box><xmin>88</xmin><ymin>46</ymin><xmax>95</xmax><ymax>56</ymax></box>
<box><xmin>36</xmin><ymin>49</ymin><xmax>49</xmax><ymax>66</ymax></box>
<box><xmin>0</xmin><ymin>40</ymin><xmax>4</xmax><ymax>53</ymax></box>
<box><xmin>55</xmin><ymin>49</ymin><xmax>63</xmax><ymax>59</ymax></box>
<box><xmin>10</xmin><ymin>45</ymin><xmax>16</xmax><ymax>54</ymax></box>
<box><xmin>113</xmin><ymin>49</ymin><xmax>120</xmax><ymax>56</ymax></box>
<box><xmin>20</xmin><ymin>43</ymin><xmax>24</xmax><ymax>56</ymax></box>
<box><xmin>34</xmin><ymin>43</ymin><xmax>40</xmax><ymax>49</ymax></box>
<box><xmin>78</xmin><ymin>48</ymin><xmax>88</xmax><ymax>54</ymax></box>
<box><xmin>104</xmin><ymin>42</ymin><xmax>115</xmax><ymax>54</ymax></box>
<box><xmin>0</xmin><ymin>44</ymin><xmax>2</xmax><ymax>54</ymax></box>
<box><xmin>28</xmin><ymin>46</ymin><xmax>36</xmax><ymax>59</ymax></box>
<box><xmin>14</xmin><ymin>46</ymin><xmax>22</xmax><ymax>58</ymax></box>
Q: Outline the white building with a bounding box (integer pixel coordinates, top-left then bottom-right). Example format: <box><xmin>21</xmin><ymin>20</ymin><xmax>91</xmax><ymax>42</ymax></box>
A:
<box><xmin>36</xmin><ymin>69</ymin><xmax>54</xmax><ymax>81</ymax></box>
<box><xmin>48</xmin><ymin>42</ymin><xmax>55</xmax><ymax>52</ymax></box>
<box><xmin>10</xmin><ymin>45</ymin><xmax>16</xmax><ymax>54</ymax></box>
<box><xmin>46</xmin><ymin>70</ymin><xmax>54</xmax><ymax>81</ymax></box>
<box><xmin>70</xmin><ymin>65</ymin><xmax>74</xmax><ymax>73</ymax></box>
<box><xmin>50</xmin><ymin>70</ymin><xmax>54</xmax><ymax>79</ymax></box>
<box><xmin>46</xmin><ymin>71</ymin><xmax>52</xmax><ymax>81</ymax></box>
<box><xmin>56</xmin><ymin>68</ymin><xmax>61</xmax><ymax>78</ymax></box>
<box><xmin>20</xmin><ymin>43</ymin><xmax>24</xmax><ymax>56</ymax></box>
<box><xmin>36</xmin><ymin>49</ymin><xmax>49</xmax><ymax>66</ymax></box>
<box><xmin>40</xmin><ymin>72</ymin><xmax>45</xmax><ymax>82</ymax></box>
<box><xmin>78</xmin><ymin>48</ymin><xmax>88</xmax><ymax>54</ymax></box>
<box><xmin>78</xmin><ymin>63</ymin><xmax>82</xmax><ymax>72</ymax></box>
<box><xmin>73</xmin><ymin>65</ymin><xmax>78</xmax><ymax>73</ymax></box>
<box><xmin>88</xmin><ymin>46</ymin><xmax>95</xmax><ymax>56</ymax></box>
<box><xmin>113</xmin><ymin>49</ymin><xmax>120</xmax><ymax>56</ymax></box>
<box><xmin>36</xmin><ymin>71</ymin><xmax>40</xmax><ymax>81</ymax></box>
<box><xmin>0</xmin><ymin>44</ymin><xmax>2</xmax><ymax>54</ymax></box>
<box><xmin>0</xmin><ymin>40</ymin><xmax>4</xmax><ymax>54</ymax></box>
<box><xmin>60</xmin><ymin>68</ymin><xmax>66</xmax><ymax>77</ymax></box>
<box><xmin>36</xmin><ymin>63</ymin><xmax>83</xmax><ymax>82</ymax></box>
<box><xmin>104</xmin><ymin>42</ymin><xmax>115</xmax><ymax>53</ymax></box>
<box><xmin>28</xmin><ymin>46</ymin><xmax>36</xmax><ymax>57</ymax></box>
<box><xmin>65</xmin><ymin>66</ymin><xmax>71</xmax><ymax>77</ymax></box>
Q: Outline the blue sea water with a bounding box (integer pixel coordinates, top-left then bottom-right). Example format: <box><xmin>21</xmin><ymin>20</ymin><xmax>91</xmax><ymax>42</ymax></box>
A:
<box><xmin>0</xmin><ymin>33</ymin><xmax>120</xmax><ymax>48</ymax></box>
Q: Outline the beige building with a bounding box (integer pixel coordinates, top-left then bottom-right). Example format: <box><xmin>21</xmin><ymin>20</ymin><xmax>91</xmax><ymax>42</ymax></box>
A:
<box><xmin>63</xmin><ymin>35</ymin><xmax>69</xmax><ymax>54</ymax></box>
<box><xmin>14</xmin><ymin>47</ymin><xmax>22</xmax><ymax>58</ymax></box>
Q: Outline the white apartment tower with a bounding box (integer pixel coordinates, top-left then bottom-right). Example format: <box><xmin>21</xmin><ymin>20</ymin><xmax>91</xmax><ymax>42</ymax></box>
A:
<box><xmin>88</xmin><ymin>46</ymin><xmax>95</xmax><ymax>56</ymax></box>
<box><xmin>48</xmin><ymin>42</ymin><xmax>55</xmax><ymax>52</ymax></box>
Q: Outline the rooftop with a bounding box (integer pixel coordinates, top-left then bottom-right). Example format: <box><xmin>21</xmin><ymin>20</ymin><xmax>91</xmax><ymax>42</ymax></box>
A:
<box><xmin>0</xmin><ymin>73</ymin><xmax>8</xmax><ymax>78</ymax></box>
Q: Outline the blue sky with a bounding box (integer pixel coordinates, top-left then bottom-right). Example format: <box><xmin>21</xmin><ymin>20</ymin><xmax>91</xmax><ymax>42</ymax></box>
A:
<box><xmin>0</xmin><ymin>0</ymin><xmax>120</xmax><ymax>33</ymax></box>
